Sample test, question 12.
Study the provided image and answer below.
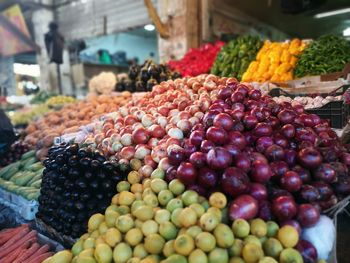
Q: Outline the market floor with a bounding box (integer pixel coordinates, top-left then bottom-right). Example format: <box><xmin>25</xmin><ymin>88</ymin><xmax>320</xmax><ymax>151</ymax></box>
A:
<box><xmin>337</xmin><ymin>210</ymin><xmax>350</xmax><ymax>263</ymax></box>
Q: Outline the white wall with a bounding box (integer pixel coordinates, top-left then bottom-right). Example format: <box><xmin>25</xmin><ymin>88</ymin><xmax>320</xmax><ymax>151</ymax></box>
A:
<box><xmin>81</xmin><ymin>32</ymin><xmax>159</xmax><ymax>64</ymax></box>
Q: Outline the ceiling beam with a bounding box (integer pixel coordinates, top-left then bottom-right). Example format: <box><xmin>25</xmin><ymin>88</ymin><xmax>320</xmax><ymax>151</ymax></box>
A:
<box><xmin>0</xmin><ymin>13</ymin><xmax>40</xmax><ymax>53</ymax></box>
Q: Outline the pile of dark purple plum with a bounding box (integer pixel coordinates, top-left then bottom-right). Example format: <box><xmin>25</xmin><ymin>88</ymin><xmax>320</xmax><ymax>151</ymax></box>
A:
<box><xmin>166</xmin><ymin>82</ymin><xmax>350</xmax><ymax>228</ymax></box>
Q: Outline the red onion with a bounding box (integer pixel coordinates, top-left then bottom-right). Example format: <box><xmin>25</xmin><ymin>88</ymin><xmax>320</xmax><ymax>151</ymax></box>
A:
<box><xmin>206</xmin><ymin>147</ymin><xmax>232</xmax><ymax>170</ymax></box>
<box><xmin>250</xmin><ymin>160</ymin><xmax>273</xmax><ymax>183</ymax></box>
<box><xmin>284</xmin><ymin>149</ymin><xmax>297</xmax><ymax>167</ymax></box>
<box><xmin>272</xmin><ymin>195</ymin><xmax>297</xmax><ymax>222</ymax></box>
<box><xmin>228</xmin><ymin>131</ymin><xmax>246</xmax><ymax>149</ymax></box>
<box><xmin>311</xmin><ymin>182</ymin><xmax>333</xmax><ymax>201</ymax></box>
<box><xmin>313</xmin><ymin>163</ymin><xmax>336</xmax><ymax>183</ymax></box>
<box><xmin>258</xmin><ymin>200</ymin><xmax>273</xmax><ymax>221</ymax></box>
<box><xmin>200</xmin><ymin>140</ymin><xmax>215</xmax><ymax>153</ymax></box>
<box><xmin>256</xmin><ymin>137</ymin><xmax>274</xmax><ymax>153</ymax></box>
<box><xmin>299</xmin><ymin>185</ymin><xmax>320</xmax><ymax>203</ymax></box>
<box><xmin>189</xmin><ymin>151</ymin><xmax>206</xmax><ymax>168</ymax></box>
<box><xmin>177</xmin><ymin>162</ymin><xmax>197</xmax><ymax>185</ymax></box>
<box><xmin>280</xmin><ymin>171</ymin><xmax>302</xmax><ymax>192</ymax></box>
<box><xmin>234</xmin><ymin>153</ymin><xmax>251</xmax><ymax>172</ymax></box>
<box><xmin>206</xmin><ymin>126</ymin><xmax>228</xmax><ymax>145</ymax></box>
<box><xmin>265</xmin><ymin>144</ymin><xmax>285</xmax><ymax>161</ymax></box>
<box><xmin>189</xmin><ymin>130</ymin><xmax>205</xmax><ymax>146</ymax></box>
<box><xmin>281</xmin><ymin>124</ymin><xmax>296</xmax><ymax>139</ymax></box>
<box><xmin>213</xmin><ymin>113</ymin><xmax>234</xmax><ymax>131</ymax></box>
<box><xmin>253</xmin><ymin>123</ymin><xmax>273</xmax><ymax>137</ymax></box>
<box><xmin>249</xmin><ymin>89</ymin><xmax>261</xmax><ymax>100</ymax></box>
<box><xmin>198</xmin><ymin>167</ymin><xmax>219</xmax><ymax>188</ymax></box>
<box><xmin>297</xmin><ymin>204</ymin><xmax>320</xmax><ymax>227</ymax></box>
<box><xmin>167</xmin><ymin>146</ymin><xmax>185</xmax><ymax>165</ymax></box>
<box><xmin>221</xmin><ymin>167</ymin><xmax>250</xmax><ymax>197</ymax></box>
<box><xmin>296</xmin><ymin>240</ymin><xmax>318</xmax><ymax>263</ymax></box>
<box><xmin>297</xmin><ymin>147</ymin><xmax>322</xmax><ymax>169</ymax></box>
<box><xmin>243</xmin><ymin>115</ymin><xmax>258</xmax><ymax>130</ymax></box>
<box><xmin>249</xmin><ymin>183</ymin><xmax>267</xmax><ymax>201</ymax></box>
<box><xmin>270</xmin><ymin>161</ymin><xmax>289</xmax><ymax>179</ymax></box>
<box><xmin>229</xmin><ymin>195</ymin><xmax>258</xmax><ymax>220</ymax></box>
<box><xmin>278</xmin><ymin>109</ymin><xmax>296</xmax><ymax>124</ymax></box>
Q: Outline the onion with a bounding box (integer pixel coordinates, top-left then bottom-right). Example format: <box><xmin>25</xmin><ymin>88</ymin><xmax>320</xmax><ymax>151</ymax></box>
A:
<box><xmin>281</xmin><ymin>124</ymin><xmax>296</xmax><ymax>139</ymax></box>
<box><xmin>292</xmin><ymin>165</ymin><xmax>311</xmax><ymax>183</ymax></box>
<box><xmin>265</xmin><ymin>144</ymin><xmax>285</xmax><ymax>161</ymax></box>
<box><xmin>221</xmin><ymin>167</ymin><xmax>250</xmax><ymax>197</ymax></box>
<box><xmin>177</xmin><ymin>162</ymin><xmax>197</xmax><ymax>186</ymax></box>
<box><xmin>280</xmin><ymin>171</ymin><xmax>302</xmax><ymax>192</ymax></box>
<box><xmin>311</xmin><ymin>182</ymin><xmax>333</xmax><ymax>201</ymax></box>
<box><xmin>284</xmin><ymin>149</ymin><xmax>297</xmax><ymax>167</ymax></box>
<box><xmin>197</xmin><ymin>167</ymin><xmax>219</xmax><ymax>188</ymax></box>
<box><xmin>278</xmin><ymin>109</ymin><xmax>296</xmax><ymax>124</ymax></box>
<box><xmin>228</xmin><ymin>131</ymin><xmax>246</xmax><ymax>150</ymax></box>
<box><xmin>200</xmin><ymin>140</ymin><xmax>215</xmax><ymax>153</ymax></box>
<box><xmin>313</xmin><ymin>163</ymin><xmax>336</xmax><ymax>183</ymax></box>
<box><xmin>229</xmin><ymin>195</ymin><xmax>258</xmax><ymax>220</ymax></box>
<box><xmin>189</xmin><ymin>130</ymin><xmax>205</xmax><ymax>146</ymax></box>
<box><xmin>253</xmin><ymin>123</ymin><xmax>273</xmax><ymax>137</ymax></box>
<box><xmin>297</xmin><ymin>204</ymin><xmax>320</xmax><ymax>227</ymax></box>
<box><xmin>206</xmin><ymin>147</ymin><xmax>232</xmax><ymax>170</ymax></box>
<box><xmin>243</xmin><ymin>115</ymin><xmax>258</xmax><ymax>130</ymax></box>
<box><xmin>213</xmin><ymin>113</ymin><xmax>234</xmax><ymax>131</ymax></box>
<box><xmin>249</xmin><ymin>183</ymin><xmax>267</xmax><ymax>201</ymax></box>
<box><xmin>255</xmin><ymin>137</ymin><xmax>274</xmax><ymax>153</ymax></box>
<box><xmin>258</xmin><ymin>200</ymin><xmax>273</xmax><ymax>221</ymax></box>
<box><xmin>272</xmin><ymin>195</ymin><xmax>297</xmax><ymax>222</ymax></box>
<box><xmin>234</xmin><ymin>153</ymin><xmax>251</xmax><ymax>172</ymax></box>
<box><xmin>299</xmin><ymin>185</ymin><xmax>320</xmax><ymax>203</ymax></box>
<box><xmin>297</xmin><ymin>147</ymin><xmax>322</xmax><ymax>169</ymax></box>
<box><xmin>189</xmin><ymin>151</ymin><xmax>206</xmax><ymax>168</ymax></box>
<box><xmin>250</xmin><ymin>160</ymin><xmax>273</xmax><ymax>183</ymax></box>
<box><xmin>206</xmin><ymin>126</ymin><xmax>228</xmax><ymax>145</ymax></box>
<box><xmin>270</xmin><ymin>161</ymin><xmax>289</xmax><ymax>179</ymax></box>
<box><xmin>296</xmin><ymin>240</ymin><xmax>318</xmax><ymax>263</ymax></box>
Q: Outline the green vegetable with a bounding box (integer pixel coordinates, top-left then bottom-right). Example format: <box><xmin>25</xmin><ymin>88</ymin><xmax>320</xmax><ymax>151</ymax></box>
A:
<box><xmin>211</xmin><ymin>35</ymin><xmax>262</xmax><ymax>80</ymax></box>
<box><xmin>294</xmin><ymin>35</ymin><xmax>350</xmax><ymax>78</ymax></box>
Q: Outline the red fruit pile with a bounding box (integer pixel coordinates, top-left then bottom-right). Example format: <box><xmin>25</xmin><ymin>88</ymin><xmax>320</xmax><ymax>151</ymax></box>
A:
<box><xmin>168</xmin><ymin>41</ymin><xmax>225</xmax><ymax>77</ymax></box>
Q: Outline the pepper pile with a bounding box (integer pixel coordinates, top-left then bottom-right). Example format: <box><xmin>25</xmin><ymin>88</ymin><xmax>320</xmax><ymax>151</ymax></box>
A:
<box><xmin>211</xmin><ymin>35</ymin><xmax>262</xmax><ymax>80</ymax></box>
<box><xmin>294</xmin><ymin>35</ymin><xmax>350</xmax><ymax>78</ymax></box>
<box><xmin>168</xmin><ymin>41</ymin><xmax>225</xmax><ymax>77</ymax></box>
<box><xmin>242</xmin><ymin>39</ymin><xmax>307</xmax><ymax>83</ymax></box>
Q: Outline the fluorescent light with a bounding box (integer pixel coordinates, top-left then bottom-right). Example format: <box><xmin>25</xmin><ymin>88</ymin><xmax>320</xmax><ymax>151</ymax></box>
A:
<box><xmin>344</xmin><ymin>27</ymin><xmax>350</xmax><ymax>36</ymax></box>
<box><xmin>144</xmin><ymin>24</ymin><xmax>155</xmax><ymax>31</ymax></box>
<box><xmin>315</xmin><ymin>7</ymin><xmax>350</xmax><ymax>18</ymax></box>
<box><xmin>13</xmin><ymin>63</ymin><xmax>40</xmax><ymax>77</ymax></box>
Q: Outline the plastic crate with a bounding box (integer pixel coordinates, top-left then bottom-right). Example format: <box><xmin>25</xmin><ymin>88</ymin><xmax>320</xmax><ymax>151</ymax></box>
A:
<box><xmin>268</xmin><ymin>85</ymin><xmax>350</xmax><ymax>129</ymax></box>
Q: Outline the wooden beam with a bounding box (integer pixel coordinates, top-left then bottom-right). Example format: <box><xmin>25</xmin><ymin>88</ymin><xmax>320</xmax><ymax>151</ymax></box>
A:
<box><xmin>0</xmin><ymin>13</ymin><xmax>41</xmax><ymax>53</ymax></box>
<box><xmin>186</xmin><ymin>0</ymin><xmax>200</xmax><ymax>49</ymax></box>
<box><xmin>144</xmin><ymin>0</ymin><xmax>169</xmax><ymax>39</ymax></box>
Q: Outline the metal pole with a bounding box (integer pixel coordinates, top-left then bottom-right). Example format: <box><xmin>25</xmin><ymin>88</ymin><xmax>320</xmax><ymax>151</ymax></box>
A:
<box><xmin>56</xmin><ymin>63</ymin><xmax>62</xmax><ymax>94</ymax></box>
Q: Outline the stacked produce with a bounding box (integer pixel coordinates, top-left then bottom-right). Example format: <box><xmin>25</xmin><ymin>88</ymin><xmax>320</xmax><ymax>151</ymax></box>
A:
<box><xmin>48</xmin><ymin>170</ymin><xmax>309</xmax><ymax>263</ymax></box>
<box><xmin>168</xmin><ymin>41</ymin><xmax>224</xmax><ymax>77</ymax></box>
<box><xmin>115</xmin><ymin>60</ymin><xmax>181</xmax><ymax>92</ymax></box>
<box><xmin>294</xmin><ymin>35</ymin><xmax>350</xmax><ymax>78</ymax></box>
<box><xmin>0</xmin><ymin>140</ymin><xmax>32</xmax><ymax>168</ymax></box>
<box><xmin>37</xmin><ymin>143</ymin><xmax>129</xmax><ymax>238</ymax></box>
<box><xmin>89</xmin><ymin>72</ymin><xmax>117</xmax><ymax>95</ymax></box>
<box><xmin>211</xmin><ymin>36</ymin><xmax>263</xmax><ymax>80</ymax></box>
<box><xmin>24</xmin><ymin>92</ymin><xmax>132</xmax><ymax>159</ymax></box>
<box><xmin>273</xmin><ymin>95</ymin><xmax>342</xmax><ymax>109</ymax></box>
<box><xmin>30</xmin><ymin>90</ymin><xmax>57</xmax><ymax>104</ymax></box>
<box><xmin>0</xmin><ymin>224</ymin><xmax>53</xmax><ymax>263</ymax></box>
<box><xmin>0</xmin><ymin>150</ymin><xmax>43</xmax><ymax>200</ymax></box>
<box><xmin>45</xmin><ymin>95</ymin><xmax>76</xmax><ymax>108</ymax></box>
<box><xmin>242</xmin><ymin>39</ymin><xmax>307</xmax><ymax>83</ymax></box>
<box><xmin>10</xmin><ymin>104</ymin><xmax>51</xmax><ymax>126</ymax></box>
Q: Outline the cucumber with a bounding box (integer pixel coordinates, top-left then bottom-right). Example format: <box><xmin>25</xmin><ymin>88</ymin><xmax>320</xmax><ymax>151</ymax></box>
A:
<box><xmin>26</xmin><ymin>191</ymin><xmax>40</xmax><ymax>200</ymax></box>
<box><xmin>2</xmin><ymin>162</ymin><xmax>20</xmax><ymax>180</ymax></box>
<box><xmin>15</xmin><ymin>172</ymin><xmax>36</xmax><ymax>186</ymax></box>
<box><xmin>27</xmin><ymin>173</ymin><xmax>42</xmax><ymax>186</ymax></box>
<box><xmin>9</xmin><ymin>171</ymin><xmax>25</xmax><ymax>183</ymax></box>
<box><xmin>28</xmin><ymin>162</ymin><xmax>43</xmax><ymax>172</ymax></box>
<box><xmin>31</xmin><ymin>179</ymin><xmax>42</xmax><ymax>189</ymax></box>
<box><xmin>20</xmin><ymin>157</ymin><xmax>37</xmax><ymax>170</ymax></box>
<box><xmin>20</xmin><ymin>150</ymin><xmax>36</xmax><ymax>161</ymax></box>
<box><xmin>0</xmin><ymin>163</ymin><xmax>15</xmax><ymax>178</ymax></box>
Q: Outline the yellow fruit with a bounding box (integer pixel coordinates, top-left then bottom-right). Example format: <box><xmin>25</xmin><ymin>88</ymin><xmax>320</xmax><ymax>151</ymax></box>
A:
<box><xmin>174</xmin><ymin>234</ymin><xmax>195</xmax><ymax>256</ymax></box>
<box><xmin>154</xmin><ymin>209</ymin><xmax>171</xmax><ymax>224</ymax></box>
<box><xmin>131</xmin><ymin>201</ymin><xmax>145</xmax><ymax>213</ymax></box>
<box><xmin>242</xmin><ymin>243</ymin><xmax>264</xmax><ymax>263</ymax></box>
<box><xmin>144</xmin><ymin>233</ymin><xmax>165</xmax><ymax>254</ymax></box>
<box><xmin>244</xmin><ymin>235</ymin><xmax>262</xmax><ymax>247</ymax></box>
<box><xmin>50</xmin><ymin>250</ymin><xmax>73</xmax><ymax>263</ymax></box>
<box><xmin>279</xmin><ymin>248</ymin><xmax>303</xmax><ymax>263</ymax></box>
<box><xmin>127</xmin><ymin>257</ymin><xmax>141</xmax><ymax>263</ymax></box>
<box><xmin>179</xmin><ymin>207</ymin><xmax>197</xmax><ymax>227</ymax></box>
<box><xmin>266</xmin><ymin>221</ymin><xmax>279</xmax><ymax>238</ymax></box>
<box><xmin>141</xmin><ymin>220</ymin><xmax>159</xmax><ymax>236</ymax></box>
<box><xmin>163</xmin><ymin>254</ymin><xmax>187</xmax><ymax>263</ymax></box>
<box><xmin>259</xmin><ymin>256</ymin><xmax>278</xmax><ymax>263</ymax></box>
<box><xmin>143</xmin><ymin>194</ymin><xmax>159</xmax><ymax>208</ymax></box>
<box><xmin>95</xmin><ymin>236</ymin><xmax>106</xmax><ymax>246</ymax></box>
<box><xmin>277</xmin><ymin>226</ymin><xmax>299</xmax><ymax>248</ymax></box>
<box><xmin>159</xmin><ymin>221</ymin><xmax>178</xmax><ymax>240</ymax></box>
<box><xmin>72</xmin><ymin>240</ymin><xmax>84</xmax><ymax>256</ymax></box>
<box><xmin>131</xmin><ymin>183</ymin><xmax>143</xmax><ymax>194</ymax></box>
<box><xmin>158</xmin><ymin>190</ymin><xmax>174</xmax><ymax>206</ymax></box>
<box><xmin>186</xmin><ymin>225</ymin><xmax>202</xmax><ymax>238</ymax></box>
<box><xmin>119</xmin><ymin>191</ymin><xmax>136</xmax><ymax>206</ymax></box>
<box><xmin>214</xmin><ymin>223</ymin><xmax>234</xmax><ymax>248</ymax></box>
<box><xmin>76</xmin><ymin>256</ymin><xmax>97</xmax><ymax>263</ymax></box>
<box><xmin>113</xmin><ymin>242</ymin><xmax>132</xmax><ymax>263</ymax></box>
<box><xmin>105</xmin><ymin>228</ymin><xmax>122</xmax><ymax>247</ymax></box>
<box><xmin>94</xmin><ymin>244</ymin><xmax>113</xmax><ymax>263</ymax></box>
<box><xmin>88</xmin><ymin>214</ymin><xmax>104</xmax><ymax>232</ymax></box>
<box><xmin>79</xmin><ymin>248</ymin><xmax>94</xmax><ymax>258</ymax></box>
<box><xmin>181</xmin><ymin>190</ymin><xmax>198</xmax><ymax>206</ymax></box>
<box><xmin>189</xmin><ymin>249</ymin><xmax>208</xmax><ymax>263</ymax></box>
<box><xmin>170</xmin><ymin>208</ymin><xmax>183</xmax><ymax>227</ymax></box>
<box><xmin>117</xmin><ymin>181</ymin><xmax>130</xmax><ymax>192</ymax></box>
<box><xmin>125</xmin><ymin>228</ymin><xmax>143</xmax><ymax>246</ymax></box>
<box><xmin>133</xmin><ymin>206</ymin><xmax>154</xmax><ymax>221</ymax></box>
<box><xmin>168</xmin><ymin>179</ymin><xmax>185</xmax><ymax>195</ymax></box>
<box><xmin>209</xmin><ymin>192</ymin><xmax>227</xmax><ymax>208</ymax></box>
<box><xmin>150</xmin><ymin>168</ymin><xmax>165</xmax><ymax>179</ymax></box>
<box><xmin>163</xmin><ymin>240</ymin><xmax>175</xmax><ymax>257</ymax></box>
<box><xmin>232</xmin><ymin>219</ymin><xmax>250</xmax><ymax>238</ymax></box>
<box><xmin>166</xmin><ymin>199</ymin><xmax>183</xmax><ymax>212</ymax></box>
<box><xmin>83</xmin><ymin>238</ymin><xmax>95</xmax><ymax>249</ymax></box>
<box><xmin>263</xmin><ymin>238</ymin><xmax>283</xmax><ymax>258</ymax></box>
<box><xmin>128</xmin><ymin>170</ymin><xmax>142</xmax><ymax>184</ymax></box>
<box><xmin>189</xmin><ymin>203</ymin><xmax>205</xmax><ymax>217</ymax></box>
<box><xmin>229</xmin><ymin>257</ymin><xmax>245</xmax><ymax>263</ymax></box>
<box><xmin>207</xmin><ymin>207</ymin><xmax>222</xmax><ymax>222</ymax></box>
<box><xmin>130</xmin><ymin>159</ymin><xmax>142</xmax><ymax>171</ymax></box>
<box><xmin>228</xmin><ymin>239</ymin><xmax>244</xmax><ymax>257</ymax></box>
<box><xmin>98</xmin><ymin>222</ymin><xmax>108</xmax><ymax>235</ymax></box>
<box><xmin>200</xmin><ymin>212</ymin><xmax>219</xmax><ymax>231</ymax></box>
<box><xmin>116</xmin><ymin>215</ymin><xmax>135</xmax><ymax>233</ymax></box>
<box><xmin>150</xmin><ymin>178</ymin><xmax>168</xmax><ymax>193</ymax></box>
<box><xmin>134</xmin><ymin>244</ymin><xmax>148</xmax><ymax>259</ymax></box>
<box><xmin>195</xmin><ymin>232</ymin><xmax>216</xmax><ymax>252</ymax></box>
<box><xmin>105</xmin><ymin>210</ymin><xmax>120</xmax><ymax>228</ymax></box>
<box><xmin>90</xmin><ymin>230</ymin><xmax>99</xmax><ymax>238</ymax></box>
<box><xmin>208</xmin><ymin>248</ymin><xmax>229</xmax><ymax>263</ymax></box>
<box><xmin>250</xmin><ymin>219</ymin><xmax>267</xmax><ymax>238</ymax></box>
<box><xmin>111</xmin><ymin>194</ymin><xmax>119</xmax><ymax>205</ymax></box>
